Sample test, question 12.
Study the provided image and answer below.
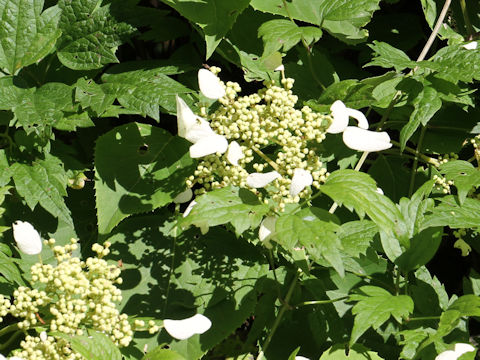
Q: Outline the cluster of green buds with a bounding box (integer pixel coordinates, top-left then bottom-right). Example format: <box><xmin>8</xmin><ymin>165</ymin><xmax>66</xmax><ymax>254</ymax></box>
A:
<box><xmin>433</xmin><ymin>174</ymin><xmax>454</xmax><ymax>194</ymax></box>
<box><xmin>0</xmin><ymin>239</ymin><xmax>132</xmax><ymax>360</ymax></box>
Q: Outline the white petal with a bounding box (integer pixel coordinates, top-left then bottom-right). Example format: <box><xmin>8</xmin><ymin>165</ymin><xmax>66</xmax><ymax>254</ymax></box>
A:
<box><xmin>345</xmin><ymin>108</ymin><xmax>369</xmax><ymax>129</ymax></box>
<box><xmin>376</xmin><ymin>187</ymin><xmax>384</xmax><ymax>195</ymax></box>
<box><xmin>184</xmin><ymin>116</ymin><xmax>215</xmax><ymax>144</ymax></box>
<box><xmin>0</xmin><ymin>354</ymin><xmax>6</xmax><ymax>360</ymax></box>
<box><xmin>12</xmin><ymin>221</ymin><xmax>42</xmax><ymax>255</ymax></box>
<box><xmin>435</xmin><ymin>350</ymin><xmax>457</xmax><ymax>360</ymax></box>
<box><xmin>342</xmin><ymin>126</ymin><xmax>392</xmax><ymax>152</ymax></box>
<box><xmin>328</xmin><ymin>100</ymin><xmax>349</xmax><ymax>134</ymax></box>
<box><xmin>198</xmin><ymin>69</ymin><xmax>226</xmax><ymax>100</ymax></box>
<box><xmin>189</xmin><ymin>134</ymin><xmax>228</xmax><ymax>158</ymax></box>
<box><xmin>176</xmin><ymin>95</ymin><xmax>197</xmax><ymax>139</ymax></box>
<box><xmin>259</xmin><ymin>216</ymin><xmax>276</xmax><ymax>243</ymax></box>
<box><xmin>274</xmin><ymin>64</ymin><xmax>285</xmax><ymax>71</ymax></box>
<box><xmin>173</xmin><ymin>188</ymin><xmax>193</xmax><ymax>204</ymax></box>
<box><xmin>226</xmin><ymin>141</ymin><xmax>244</xmax><ymax>166</ymax></box>
<box><xmin>10</xmin><ymin>357</ymin><xmax>25</xmax><ymax>360</ymax></box>
<box><xmin>39</xmin><ymin>331</ymin><xmax>47</xmax><ymax>342</ymax></box>
<box><xmin>463</xmin><ymin>41</ymin><xmax>478</xmax><ymax>50</ymax></box>
<box><xmin>183</xmin><ymin>200</ymin><xmax>197</xmax><ymax>218</ymax></box>
<box><xmin>163</xmin><ymin>314</ymin><xmax>212</xmax><ymax>340</ymax></box>
<box><xmin>290</xmin><ymin>168</ymin><xmax>313</xmax><ymax>197</ymax></box>
<box><xmin>454</xmin><ymin>343</ymin><xmax>475</xmax><ymax>355</ymax></box>
<box><xmin>295</xmin><ymin>357</ymin><xmax>311</xmax><ymax>360</ymax></box>
<box><xmin>246</xmin><ymin>171</ymin><xmax>281</xmax><ymax>188</ymax></box>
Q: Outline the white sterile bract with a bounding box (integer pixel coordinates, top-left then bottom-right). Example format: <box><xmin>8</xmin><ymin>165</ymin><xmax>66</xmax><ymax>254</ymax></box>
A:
<box><xmin>12</xmin><ymin>221</ymin><xmax>42</xmax><ymax>255</ymax></box>
<box><xmin>246</xmin><ymin>171</ymin><xmax>281</xmax><ymax>188</ymax></box>
<box><xmin>463</xmin><ymin>41</ymin><xmax>478</xmax><ymax>50</ymax></box>
<box><xmin>295</xmin><ymin>357</ymin><xmax>311</xmax><ymax>360</ymax></box>
<box><xmin>290</xmin><ymin>168</ymin><xmax>313</xmax><ymax>197</ymax></box>
<box><xmin>226</xmin><ymin>141</ymin><xmax>244</xmax><ymax>166</ymax></box>
<box><xmin>183</xmin><ymin>200</ymin><xmax>197</xmax><ymax>218</ymax></box>
<box><xmin>163</xmin><ymin>313</ymin><xmax>212</xmax><ymax>340</ymax></box>
<box><xmin>342</xmin><ymin>126</ymin><xmax>392</xmax><ymax>152</ymax></box>
<box><xmin>259</xmin><ymin>216</ymin><xmax>277</xmax><ymax>249</ymax></box>
<box><xmin>176</xmin><ymin>95</ymin><xmax>197</xmax><ymax>139</ymax></box>
<box><xmin>198</xmin><ymin>69</ymin><xmax>226</xmax><ymax>100</ymax></box>
<box><xmin>328</xmin><ymin>100</ymin><xmax>369</xmax><ymax>134</ymax></box>
<box><xmin>189</xmin><ymin>134</ymin><xmax>228</xmax><ymax>158</ymax></box>
<box><xmin>435</xmin><ymin>343</ymin><xmax>475</xmax><ymax>360</ymax></box>
<box><xmin>173</xmin><ymin>188</ymin><xmax>193</xmax><ymax>204</ymax></box>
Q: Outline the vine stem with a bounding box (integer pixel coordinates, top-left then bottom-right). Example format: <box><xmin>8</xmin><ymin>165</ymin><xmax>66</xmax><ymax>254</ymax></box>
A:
<box><xmin>256</xmin><ymin>271</ymin><xmax>299</xmax><ymax>360</ymax></box>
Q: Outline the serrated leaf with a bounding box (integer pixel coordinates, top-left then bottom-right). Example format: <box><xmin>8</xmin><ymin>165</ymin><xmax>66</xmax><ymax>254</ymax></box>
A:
<box><xmin>395</xmin><ymin>227</ymin><xmax>442</xmax><ymax>272</ymax></box>
<box><xmin>11</xmin><ymin>155</ymin><xmax>72</xmax><ymax>227</ymax></box>
<box><xmin>422</xmin><ymin>196</ymin><xmax>480</xmax><ymax>229</ymax></box>
<box><xmin>54</xmin><ymin>111</ymin><xmax>95</xmax><ymax>131</ymax></box>
<box><xmin>142</xmin><ymin>348</ymin><xmax>186</xmax><ymax>360</ymax></box>
<box><xmin>400</xmin><ymin>86</ymin><xmax>442</xmax><ymax>150</ymax></box>
<box><xmin>440</xmin><ymin>161</ymin><xmax>480</xmax><ymax>205</ymax></box>
<box><xmin>366</xmin><ymin>41</ymin><xmax>415</xmax><ymax>71</ymax></box>
<box><xmin>59</xmin><ymin>331</ymin><xmax>122</xmax><ymax>360</ymax></box>
<box><xmin>181</xmin><ymin>186</ymin><xmax>268</xmax><ymax>235</ymax></box>
<box><xmin>160</xmin><ymin>0</ymin><xmax>250</xmax><ymax>58</ymax></box>
<box><xmin>275</xmin><ymin>207</ymin><xmax>344</xmax><ymax>276</ymax></box>
<box><xmin>337</xmin><ymin>220</ymin><xmax>377</xmax><ymax>258</ymax></box>
<box><xmin>320</xmin><ymin>344</ymin><xmax>385</xmax><ymax>359</ymax></box>
<box><xmin>0</xmin><ymin>0</ymin><xmax>61</xmax><ymax>74</ymax></box>
<box><xmin>399</xmin><ymin>328</ymin><xmax>433</xmax><ymax>360</ymax></box>
<box><xmin>57</xmin><ymin>0</ymin><xmax>136</xmax><ymax>70</ymax></box>
<box><xmin>349</xmin><ymin>286</ymin><xmax>414</xmax><ymax>345</ymax></box>
<box><xmin>258</xmin><ymin>19</ymin><xmax>322</xmax><ymax>56</ymax></box>
<box><xmin>95</xmin><ymin>123</ymin><xmax>195</xmax><ymax>234</ymax></box>
<box><xmin>0</xmin><ymin>150</ymin><xmax>11</xmax><ymax>186</ymax></box>
<box><xmin>75</xmin><ymin>78</ymin><xmax>116</xmax><ymax>116</ymax></box>
<box><xmin>321</xmin><ymin>170</ymin><xmax>407</xmax><ymax>242</ymax></box>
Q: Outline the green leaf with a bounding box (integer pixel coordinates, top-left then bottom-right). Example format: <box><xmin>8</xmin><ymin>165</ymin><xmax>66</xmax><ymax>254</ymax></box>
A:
<box><xmin>349</xmin><ymin>286</ymin><xmax>414</xmax><ymax>345</ymax></box>
<box><xmin>400</xmin><ymin>86</ymin><xmax>442</xmax><ymax>150</ymax></box>
<box><xmin>142</xmin><ymin>348</ymin><xmax>186</xmax><ymax>360</ymax></box>
<box><xmin>422</xmin><ymin>196</ymin><xmax>480</xmax><ymax>229</ymax></box>
<box><xmin>337</xmin><ymin>220</ymin><xmax>377</xmax><ymax>258</ymax></box>
<box><xmin>258</xmin><ymin>19</ymin><xmax>322</xmax><ymax>56</ymax></box>
<box><xmin>320</xmin><ymin>344</ymin><xmax>385</xmax><ymax>359</ymax></box>
<box><xmin>54</xmin><ymin>111</ymin><xmax>95</xmax><ymax>132</ymax></box>
<box><xmin>160</xmin><ymin>0</ymin><xmax>250</xmax><ymax>58</ymax></box>
<box><xmin>365</xmin><ymin>41</ymin><xmax>415</xmax><ymax>71</ymax></box>
<box><xmin>57</xmin><ymin>0</ymin><xmax>136</xmax><ymax>70</ymax></box>
<box><xmin>321</xmin><ymin>170</ymin><xmax>407</xmax><ymax>242</ymax></box>
<box><xmin>94</xmin><ymin>123</ymin><xmax>195</xmax><ymax>234</ymax></box>
<box><xmin>440</xmin><ymin>161</ymin><xmax>480</xmax><ymax>205</ymax></box>
<box><xmin>60</xmin><ymin>331</ymin><xmax>122</xmax><ymax>360</ymax></box>
<box><xmin>11</xmin><ymin>155</ymin><xmax>73</xmax><ymax>227</ymax></box>
<box><xmin>180</xmin><ymin>186</ymin><xmax>269</xmax><ymax>235</ymax></box>
<box><xmin>75</xmin><ymin>78</ymin><xmax>116</xmax><ymax>116</ymax></box>
<box><xmin>395</xmin><ymin>227</ymin><xmax>442</xmax><ymax>272</ymax></box>
<box><xmin>276</xmin><ymin>207</ymin><xmax>344</xmax><ymax>276</ymax></box>
<box><xmin>0</xmin><ymin>250</ymin><xmax>24</xmax><ymax>285</ymax></box>
<box><xmin>0</xmin><ymin>150</ymin><xmax>11</xmax><ymax>186</ymax></box>
<box><xmin>0</xmin><ymin>0</ymin><xmax>61</xmax><ymax>74</ymax></box>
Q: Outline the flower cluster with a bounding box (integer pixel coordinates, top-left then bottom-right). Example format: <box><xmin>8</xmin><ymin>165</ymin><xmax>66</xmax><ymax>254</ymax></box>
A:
<box><xmin>1</xmin><ymin>239</ymin><xmax>132</xmax><ymax>360</ymax></box>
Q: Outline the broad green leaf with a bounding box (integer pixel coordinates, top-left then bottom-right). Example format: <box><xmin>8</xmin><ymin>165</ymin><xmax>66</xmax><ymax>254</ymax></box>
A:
<box><xmin>106</xmin><ymin>214</ymin><xmax>269</xmax><ymax>358</ymax></box>
<box><xmin>276</xmin><ymin>207</ymin><xmax>343</xmax><ymax>276</ymax></box>
<box><xmin>337</xmin><ymin>220</ymin><xmax>377</xmax><ymax>258</ymax></box>
<box><xmin>421</xmin><ymin>196</ymin><xmax>480</xmax><ymax>229</ymax></box>
<box><xmin>464</xmin><ymin>269</ymin><xmax>480</xmax><ymax>296</ymax></box>
<box><xmin>436</xmin><ymin>309</ymin><xmax>461</xmax><ymax>338</ymax></box>
<box><xmin>420</xmin><ymin>0</ymin><xmax>464</xmax><ymax>42</ymax></box>
<box><xmin>349</xmin><ymin>286</ymin><xmax>414</xmax><ymax>345</ymax></box>
<box><xmin>321</xmin><ymin>170</ymin><xmax>407</xmax><ymax>242</ymax></box>
<box><xmin>142</xmin><ymin>348</ymin><xmax>186</xmax><ymax>360</ymax></box>
<box><xmin>0</xmin><ymin>250</ymin><xmax>24</xmax><ymax>285</ymax></box>
<box><xmin>400</xmin><ymin>86</ymin><xmax>442</xmax><ymax>150</ymax></box>
<box><xmin>440</xmin><ymin>161</ymin><xmax>480</xmax><ymax>205</ymax></box>
<box><xmin>399</xmin><ymin>328</ymin><xmax>433</xmax><ymax>360</ymax></box>
<box><xmin>395</xmin><ymin>227</ymin><xmax>442</xmax><ymax>272</ymax></box>
<box><xmin>94</xmin><ymin>123</ymin><xmax>195</xmax><ymax>234</ymax></box>
<box><xmin>365</xmin><ymin>41</ymin><xmax>415</xmax><ymax>71</ymax></box>
<box><xmin>57</xmin><ymin>0</ymin><xmax>136</xmax><ymax>70</ymax></box>
<box><xmin>75</xmin><ymin>78</ymin><xmax>116</xmax><ymax>116</ymax></box>
<box><xmin>59</xmin><ymin>331</ymin><xmax>122</xmax><ymax>360</ymax></box>
<box><xmin>320</xmin><ymin>344</ymin><xmax>384</xmax><ymax>359</ymax></box>
<box><xmin>0</xmin><ymin>76</ymin><xmax>31</xmax><ymax>111</ymax></box>
<box><xmin>258</xmin><ymin>19</ymin><xmax>322</xmax><ymax>56</ymax></box>
<box><xmin>11</xmin><ymin>155</ymin><xmax>72</xmax><ymax>227</ymax></box>
<box><xmin>448</xmin><ymin>295</ymin><xmax>480</xmax><ymax>317</ymax></box>
<box><xmin>54</xmin><ymin>111</ymin><xmax>95</xmax><ymax>132</ymax></box>
<box><xmin>160</xmin><ymin>0</ymin><xmax>250</xmax><ymax>58</ymax></box>
<box><xmin>0</xmin><ymin>150</ymin><xmax>11</xmax><ymax>186</ymax></box>
<box><xmin>0</xmin><ymin>0</ymin><xmax>61</xmax><ymax>74</ymax></box>
<box><xmin>180</xmin><ymin>186</ymin><xmax>268</xmax><ymax>235</ymax></box>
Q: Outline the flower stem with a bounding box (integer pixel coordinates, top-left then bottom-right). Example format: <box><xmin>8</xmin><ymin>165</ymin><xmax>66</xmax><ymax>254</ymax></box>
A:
<box><xmin>256</xmin><ymin>270</ymin><xmax>299</xmax><ymax>360</ymax></box>
<box><xmin>251</xmin><ymin>145</ymin><xmax>280</xmax><ymax>172</ymax></box>
<box><xmin>459</xmin><ymin>0</ymin><xmax>474</xmax><ymax>39</ymax></box>
<box><xmin>408</xmin><ymin>126</ymin><xmax>427</xmax><ymax>197</ymax></box>
<box><xmin>0</xmin><ymin>329</ymin><xmax>22</xmax><ymax>351</ymax></box>
<box><xmin>405</xmin><ymin>315</ymin><xmax>440</xmax><ymax>322</ymax></box>
<box><xmin>295</xmin><ymin>296</ymin><xmax>348</xmax><ymax>308</ymax></box>
<box><xmin>0</xmin><ymin>322</ymin><xmax>19</xmax><ymax>338</ymax></box>
<box><xmin>390</xmin><ymin>140</ymin><xmax>438</xmax><ymax>166</ymax></box>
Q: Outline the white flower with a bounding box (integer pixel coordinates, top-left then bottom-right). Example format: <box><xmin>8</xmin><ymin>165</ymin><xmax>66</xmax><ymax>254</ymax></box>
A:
<box><xmin>435</xmin><ymin>343</ymin><xmax>475</xmax><ymax>360</ymax></box>
<box><xmin>246</xmin><ymin>171</ymin><xmax>281</xmax><ymax>188</ymax></box>
<box><xmin>163</xmin><ymin>314</ymin><xmax>212</xmax><ymax>340</ymax></box>
<box><xmin>295</xmin><ymin>357</ymin><xmax>311</xmax><ymax>360</ymax></box>
<box><xmin>176</xmin><ymin>95</ymin><xmax>228</xmax><ymax>158</ymax></box>
<box><xmin>12</xmin><ymin>221</ymin><xmax>42</xmax><ymax>255</ymax></box>
<box><xmin>39</xmin><ymin>331</ymin><xmax>47</xmax><ymax>342</ymax></box>
<box><xmin>173</xmin><ymin>188</ymin><xmax>193</xmax><ymax>204</ymax></box>
<box><xmin>376</xmin><ymin>187</ymin><xmax>384</xmax><ymax>195</ymax></box>
<box><xmin>463</xmin><ymin>41</ymin><xmax>478</xmax><ymax>50</ymax></box>
<box><xmin>9</xmin><ymin>357</ymin><xmax>24</xmax><ymax>360</ymax></box>
<box><xmin>290</xmin><ymin>168</ymin><xmax>313</xmax><ymax>197</ymax></box>
<box><xmin>198</xmin><ymin>69</ymin><xmax>226</xmax><ymax>100</ymax></box>
<box><xmin>259</xmin><ymin>216</ymin><xmax>277</xmax><ymax>249</ymax></box>
<box><xmin>342</xmin><ymin>126</ymin><xmax>392</xmax><ymax>152</ymax></box>
<box><xmin>328</xmin><ymin>100</ymin><xmax>369</xmax><ymax>134</ymax></box>
<box><xmin>274</xmin><ymin>64</ymin><xmax>285</xmax><ymax>71</ymax></box>
<box><xmin>183</xmin><ymin>200</ymin><xmax>197</xmax><ymax>218</ymax></box>
<box><xmin>226</xmin><ymin>141</ymin><xmax>244</xmax><ymax>166</ymax></box>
